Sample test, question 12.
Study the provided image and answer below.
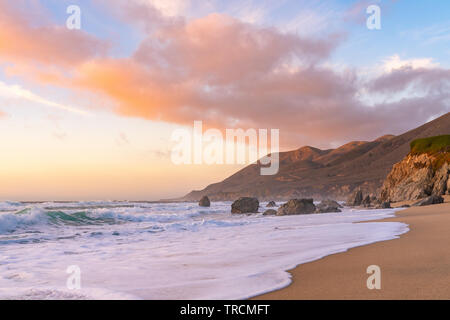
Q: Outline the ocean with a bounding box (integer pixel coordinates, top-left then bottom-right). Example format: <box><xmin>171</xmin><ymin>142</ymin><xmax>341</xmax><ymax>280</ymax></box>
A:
<box><xmin>0</xmin><ymin>200</ymin><xmax>408</xmax><ymax>299</ymax></box>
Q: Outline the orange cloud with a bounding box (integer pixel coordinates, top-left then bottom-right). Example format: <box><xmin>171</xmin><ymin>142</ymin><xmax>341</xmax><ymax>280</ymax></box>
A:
<box><xmin>72</xmin><ymin>13</ymin><xmax>344</xmax><ymax>129</ymax></box>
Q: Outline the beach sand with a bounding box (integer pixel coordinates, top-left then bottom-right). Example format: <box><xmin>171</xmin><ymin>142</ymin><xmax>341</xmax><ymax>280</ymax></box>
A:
<box><xmin>254</xmin><ymin>196</ymin><xmax>450</xmax><ymax>300</ymax></box>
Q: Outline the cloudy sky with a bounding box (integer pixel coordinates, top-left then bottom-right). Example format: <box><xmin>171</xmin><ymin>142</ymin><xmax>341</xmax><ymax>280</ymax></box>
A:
<box><xmin>0</xmin><ymin>0</ymin><xmax>449</xmax><ymax>200</ymax></box>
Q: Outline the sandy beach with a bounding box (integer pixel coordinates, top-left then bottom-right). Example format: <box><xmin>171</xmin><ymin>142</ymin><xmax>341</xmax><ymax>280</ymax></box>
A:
<box><xmin>254</xmin><ymin>196</ymin><xmax>450</xmax><ymax>300</ymax></box>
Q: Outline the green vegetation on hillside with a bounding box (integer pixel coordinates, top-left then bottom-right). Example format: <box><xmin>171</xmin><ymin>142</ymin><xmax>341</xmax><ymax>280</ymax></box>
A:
<box><xmin>410</xmin><ymin>135</ymin><xmax>450</xmax><ymax>170</ymax></box>
<box><xmin>410</xmin><ymin>135</ymin><xmax>450</xmax><ymax>154</ymax></box>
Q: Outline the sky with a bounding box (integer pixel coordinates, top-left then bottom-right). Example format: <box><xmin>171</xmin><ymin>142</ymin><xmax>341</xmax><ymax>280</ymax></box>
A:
<box><xmin>0</xmin><ymin>0</ymin><xmax>449</xmax><ymax>200</ymax></box>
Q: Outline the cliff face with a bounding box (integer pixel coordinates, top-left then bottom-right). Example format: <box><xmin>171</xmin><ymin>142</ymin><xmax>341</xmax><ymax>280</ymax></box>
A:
<box><xmin>380</xmin><ymin>154</ymin><xmax>449</xmax><ymax>201</ymax></box>
<box><xmin>380</xmin><ymin>135</ymin><xmax>450</xmax><ymax>202</ymax></box>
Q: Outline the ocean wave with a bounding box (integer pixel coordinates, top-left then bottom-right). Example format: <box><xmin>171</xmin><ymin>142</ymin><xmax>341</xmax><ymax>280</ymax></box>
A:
<box><xmin>0</xmin><ymin>202</ymin><xmax>228</xmax><ymax>234</ymax></box>
<box><xmin>0</xmin><ymin>201</ymin><xmax>409</xmax><ymax>300</ymax></box>
<box><xmin>0</xmin><ymin>201</ymin><xmax>25</xmax><ymax>211</ymax></box>
<box><xmin>0</xmin><ymin>207</ymin><xmax>48</xmax><ymax>233</ymax></box>
<box><xmin>0</xmin><ymin>207</ymin><xmax>116</xmax><ymax>234</ymax></box>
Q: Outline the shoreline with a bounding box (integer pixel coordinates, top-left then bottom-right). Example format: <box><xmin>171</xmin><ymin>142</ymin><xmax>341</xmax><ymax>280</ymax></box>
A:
<box><xmin>253</xmin><ymin>197</ymin><xmax>450</xmax><ymax>300</ymax></box>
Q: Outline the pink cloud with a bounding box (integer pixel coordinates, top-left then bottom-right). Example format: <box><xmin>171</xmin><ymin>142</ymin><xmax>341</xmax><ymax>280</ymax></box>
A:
<box><xmin>72</xmin><ymin>8</ymin><xmax>448</xmax><ymax>147</ymax></box>
<box><xmin>0</xmin><ymin>0</ymin><xmax>448</xmax><ymax>149</ymax></box>
<box><xmin>368</xmin><ymin>67</ymin><xmax>450</xmax><ymax>94</ymax></box>
<box><xmin>0</xmin><ymin>1</ymin><xmax>108</xmax><ymax>77</ymax></box>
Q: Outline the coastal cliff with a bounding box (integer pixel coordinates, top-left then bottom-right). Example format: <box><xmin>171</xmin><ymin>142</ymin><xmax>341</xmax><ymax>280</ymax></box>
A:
<box><xmin>380</xmin><ymin>135</ymin><xmax>450</xmax><ymax>202</ymax></box>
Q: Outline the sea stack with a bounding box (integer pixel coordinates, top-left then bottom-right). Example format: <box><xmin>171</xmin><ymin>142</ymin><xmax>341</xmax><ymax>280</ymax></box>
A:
<box><xmin>346</xmin><ymin>189</ymin><xmax>363</xmax><ymax>206</ymax></box>
<box><xmin>198</xmin><ymin>195</ymin><xmax>210</xmax><ymax>207</ymax></box>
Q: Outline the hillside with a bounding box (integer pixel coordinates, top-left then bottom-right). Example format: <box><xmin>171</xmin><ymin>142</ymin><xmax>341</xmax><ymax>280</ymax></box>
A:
<box><xmin>182</xmin><ymin>112</ymin><xmax>450</xmax><ymax>201</ymax></box>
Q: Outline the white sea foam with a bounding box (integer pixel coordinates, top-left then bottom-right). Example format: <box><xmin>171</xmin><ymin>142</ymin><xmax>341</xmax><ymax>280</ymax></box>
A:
<box><xmin>0</xmin><ymin>201</ymin><xmax>24</xmax><ymax>211</ymax></box>
<box><xmin>0</xmin><ymin>201</ymin><xmax>408</xmax><ymax>299</ymax></box>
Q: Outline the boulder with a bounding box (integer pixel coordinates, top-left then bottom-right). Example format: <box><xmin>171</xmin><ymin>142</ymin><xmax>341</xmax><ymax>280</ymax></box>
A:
<box><xmin>277</xmin><ymin>199</ymin><xmax>316</xmax><ymax>216</ymax></box>
<box><xmin>413</xmin><ymin>195</ymin><xmax>444</xmax><ymax>207</ymax></box>
<box><xmin>198</xmin><ymin>195</ymin><xmax>210</xmax><ymax>207</ymax></box>
<box><xmin>231</xmin><ymin>197</ymin><xmax>259</xmax><ymax>214</ymax></box>
<box><xmin>346</xmin><ymin>189</ymin><xmax>363</xmax><ymax>206</ymax></box>
<box><xmin>266</xmin><ymin>201</ymin><xmax>277</xmax><ymax>207</ymax></box>
<box><xmin>262</xmin><ymin>209</ymin><xmax>277</xmax><ymax>216</ymax></box>
<box><xmin>315</xmin><ymin>199</ymin><xmax>342</xmax><ymax>213</ymax></box>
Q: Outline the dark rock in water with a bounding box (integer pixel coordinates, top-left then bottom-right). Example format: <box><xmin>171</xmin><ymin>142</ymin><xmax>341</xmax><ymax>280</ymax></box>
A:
<box><xmin>346</xmin><ymin>190</ymin><xmax>363</xmax><ymax>206</ymax></box>
<box><xmin>266</xmin><ymin>201</ymin><xmax>277</xmax><ymax>207</ymax></box>
<box><xmin>277</xmin><ymin>199</ymin><xmax>316</xmax><ymax>216</ymax></box>
<box><xmin>413</xmin><ymin>195</ymin><xmax>444</xmax><ymax>207</ymax></box>
<box><xmin>315</xmin><ymin>199</ymin><xmax>342</xmax><ymax>213</ymax></box>
<box><xmin>112</xmin><ymin>231</ymin><xmax>120</xmax><ymax>236</ymax></box>
<box><xmin>263</xmin><ymin>209</ymin><xmax>277</xmax><ymax>216</ymax></box>
<box><xmin>231</xmin><ymin>197</ymin><xmax>259</xmax><ymax>213</ymax></box>
<box><xmin>199</xmin><ymin>195</ymin><xmax>211</xmax><ymax>207</ymax></box>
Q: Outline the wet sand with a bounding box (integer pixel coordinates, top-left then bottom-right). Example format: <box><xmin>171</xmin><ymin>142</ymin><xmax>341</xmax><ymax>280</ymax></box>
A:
<box><xmin>254</xmin><ymin>197</ymin><xmax>450</xmax><ymax>299</ymax></box>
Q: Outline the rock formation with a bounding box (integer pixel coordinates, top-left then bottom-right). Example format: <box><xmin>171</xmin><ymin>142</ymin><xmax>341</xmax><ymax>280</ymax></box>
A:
<box><xmin>362</xmin><ymin>195</ymin><xmax>372</xmax><ymax>207</ymax></box>
<box><xmin>413</xmin><ymin>195</ymin><xmax>444</xmax><ymax>207</ymax></box>
<box><xmin>448</xmin><ymin>178</ymin><xmax>450</xmax><ymax>195</ymax></box>
<box><xmin>198</xmin><ymin>195</ymin><xmax>210</xmax><ymax>207</ymax></box>
<box><xmin>346</xmin><ymin>189</ymin><xmax>363</xmax><ymax>206</ymax></box>
<box><xmin>231</xmin><ymin>197</ymin><xmax>259</xmax><ymax>214</ymax></box>
<box><xmin>315</xmin><ymin>199</ymin><xmax>342</xmax><ymax>213</ymax></box>
<box><xmin>181</xmin><ymin>113</ymin><xmax>450</xmax><ymax>202</ymax></box>
<box><xmin>262</xmin><ymin>209</ymin><xmax>277</xmax><ymax>216</ymax></box>
<box><xmin>380</xmin><ymin>135</ymin><xmax>450</xmax><ymax>202</ymax></box>
<box><xmin>277</xmin><ymin>199</ymin><xmax>316</xmax><ymax>216</ymax></box>
<box><xmin>376</xmin><ymin>201</ymin><xmax>391</xmax><ymax>209</ymax></box>
<box><xmin>266</xmin><ymin>201</ymin><xmax>277</xmax><ymax>207</ymax></box>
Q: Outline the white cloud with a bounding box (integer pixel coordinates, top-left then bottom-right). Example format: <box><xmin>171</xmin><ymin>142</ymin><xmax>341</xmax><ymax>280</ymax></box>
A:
<box><xmin>355</xmin><ymin>54</ymin><xmax>440</xmax><ymax>82</ymax></box>
<box><xmin>381</xmin><ymin>54</ymin><xmax>439</xmax><ymax>73</ymax></box>
<box><xmin>0</xmin><ymin>82</ymin><xmax>91</xmax><ymax>116</ymax></box>
<box><xmin>137</xmin><ymin>0</ymin><xmax>190</xmax><ymax>17</ymax></box>
<box><xmin>222</xmin><ymin>0</ymin><xmax>274</xmax><ymax>25</ymax></box>
<box><xmin>355</xmin><ymin>54</ymin><xmax>445</xmax><ymax>108</ymax></box>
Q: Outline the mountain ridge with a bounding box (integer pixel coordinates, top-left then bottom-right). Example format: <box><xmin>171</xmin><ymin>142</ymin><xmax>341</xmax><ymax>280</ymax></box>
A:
<box><xmin>181</xmin><ymin>112</ymin><xmax>450</xmax><ymax>201</ymax></box>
